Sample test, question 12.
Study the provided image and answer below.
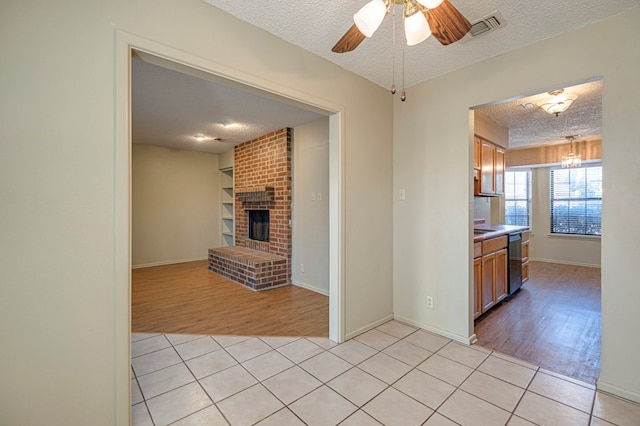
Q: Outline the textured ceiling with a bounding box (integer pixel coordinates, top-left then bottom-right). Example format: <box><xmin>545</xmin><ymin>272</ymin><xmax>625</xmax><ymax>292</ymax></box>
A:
<box><xmin>476</xmin><ymin>79</ymin><xmax>603</xmax><ymax>148</ymax></box>
<box><xmin>204</xmin><ymin>0</ymin><xmax>638</xmax><ymax>89</ymax></box>
<box><xmin>132</xmin><ymin>1</ymin><xmax>637</xmax><ymax>153</ymax></box>
<box><xmin>132</xmin><ymin>53</ymin><xmax>327</xmax><ymax>154</ymax></box>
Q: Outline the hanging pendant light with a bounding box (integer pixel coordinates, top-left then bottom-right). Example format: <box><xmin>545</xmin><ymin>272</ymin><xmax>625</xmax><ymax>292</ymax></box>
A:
<box><xmin>562</xmin><ymin>136</ymin><xmax>582</xmax><ymax>168</ymax></box>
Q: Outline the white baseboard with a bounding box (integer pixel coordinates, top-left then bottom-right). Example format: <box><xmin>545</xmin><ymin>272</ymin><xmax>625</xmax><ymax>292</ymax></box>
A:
<box><xmin>530</xmin><ymin>257</ymin><xmax>601</xmax><ymax>268</ymax></box>
<box><xmin>596</xmin><ymin>380</ymin><xmax>640</xmax><ymax>404</ymax></box>
<box><xmin>393</xmin><ymin>315</ymin><xmax>476</xmax><ymax>345</ymax></box>
<box><xmin>132</xmin><ymin>257</ymin><xmax>208</xmax><ymax>269</ymax></box>
<box><xmin>292</xmin><ymin>280</ymin><xmax>329</xmax><ymax>296</ymax></box>
<box><xmin>344</xmin><ymin>314</ymin><xmax>395</xmax><ymax>341</ymax></box>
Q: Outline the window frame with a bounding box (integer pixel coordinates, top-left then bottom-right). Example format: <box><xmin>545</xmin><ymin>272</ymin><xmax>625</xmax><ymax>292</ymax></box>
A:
<box><xmin>549</xmin><ymin>164</ymin><xmax>602</xmax><ymax>237</ymax></box>
<box><xmin>504</xmin><ymin>168</ymin><xmax>532</xmax><ymax>228</ymax></box>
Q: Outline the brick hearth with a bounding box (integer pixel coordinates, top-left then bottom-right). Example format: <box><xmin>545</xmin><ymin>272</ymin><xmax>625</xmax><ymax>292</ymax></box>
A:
<box><xmin>208</xmin><ymin>128</ymin><xmax>292</xmax><ymax>291</ymax></box>
<box><xmin>208</xmin><ymin>246</ymin><xmax>288</xmax><ymax>291</ymax></box>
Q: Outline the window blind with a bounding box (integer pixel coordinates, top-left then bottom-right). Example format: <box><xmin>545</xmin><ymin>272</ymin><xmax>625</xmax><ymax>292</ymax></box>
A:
<box><xmin>550</xmin><ymin>166</ymin><xmax>602</xmax><ymax>235</ymax></box>
<box><xmin>505</xmin><ymin>170</ymin><xmax>531</xmax><ymax>227</ymax></box>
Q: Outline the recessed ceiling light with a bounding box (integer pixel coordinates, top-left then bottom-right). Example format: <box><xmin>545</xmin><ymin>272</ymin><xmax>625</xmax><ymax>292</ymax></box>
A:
<box><xmin>521</xmin><ymin>102</ymin><xmax>536</xmax><ymax>109</ymax></box>
<box><xmin>194</xmin><ymin>135</ymin><xmax>207</xmax><ymax>142</ymax></box>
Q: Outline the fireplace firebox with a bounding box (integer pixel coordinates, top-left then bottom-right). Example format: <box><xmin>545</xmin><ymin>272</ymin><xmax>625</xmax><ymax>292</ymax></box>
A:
<box><xmin>248</xmin><ymin>210</ymin><xmax>269</xmax><ymax>242</ymax></box>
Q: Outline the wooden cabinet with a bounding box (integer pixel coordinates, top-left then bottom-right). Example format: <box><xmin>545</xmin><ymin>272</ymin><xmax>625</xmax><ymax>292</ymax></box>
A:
<box><xmin>481</xmin><ymin>254</ymin><xmax>497</xmax><ymax>312</ymax></box>
<box><xmin>521</xmin><ymin>231</ymin><xmax>530</xmax><ymax>283</ymax></box>
<box><xmin>474</xmin><ymin>137</ymin><xmax>481</xmax><ymax>169</ymax></box>
<box><xmin>495</xmin><ymin>146</ymin><xmax>505</xmax><ymax>196</ymax></box>
<box><xmin>474</xmin><ymin>236</ymin><xmax>508</xmax><ymax>318</ymax></box>
<box><xmin>473</xmin><ymin>244</ymin><xmax>482</xmax><ymax>319</ymax></box>
<box><xmin>494</xmin><ymin>248</ymin><xmax>508</xmax><ymax>302</ymax></box>
<box><xmin>480</xmin><ymin>140</ymin><xmax>496</xmax><ymax>195</ymax></box>
<box><xmin>220</xmin><ymin>167</ymin><xmax>234</xmax><ymax>247</ymax></box>
<box><xmin>474</xmin><ymin>135</ymin><xmax>506</xmax><ymax>197</ymax></box>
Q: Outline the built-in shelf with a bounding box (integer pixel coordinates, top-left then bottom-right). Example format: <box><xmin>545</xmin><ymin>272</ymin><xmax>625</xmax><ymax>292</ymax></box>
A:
<box><xmin>220</xmin><ymin>167</ymin><xmax>234</xmax><ymax>247</ymax></box>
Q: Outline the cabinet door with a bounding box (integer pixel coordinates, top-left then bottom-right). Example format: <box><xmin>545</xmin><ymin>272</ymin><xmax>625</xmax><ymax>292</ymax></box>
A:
<box><xmin>495</xmin><ymin>147</ymin><xmax>505</xmax><ymax>195</ymax></box>
<box><xmin>480</xmin><ymin>141</ymin><xmax>496</xmax><ymax>195</ymax></box>
<box><xmin>522</xmin><ymin>261</ymin><xmax>529</xmax><ymax>284</ymax></box>
<box><xmin>522</xmin><ymin>241</ymin><xmax>529</xmax><ymax>263</ymax></box>
<box><xmin>494</xmin><ymin>248</ymin><xmax>508</xmax><ymax>303</ymax></box>
<box><xmin>473</xmin><ymin>257</ymin><xmax>482</xmax><ymax>319</ymax></box>
<box><xmin>474</xmin><ymin>137</ymin><xmax>481</xmax><ymax>169</ymax></box>
<box><xmin>481</xmin><ymin>254</ymin><xmax>496</xmax><ymax>312</ymax></box>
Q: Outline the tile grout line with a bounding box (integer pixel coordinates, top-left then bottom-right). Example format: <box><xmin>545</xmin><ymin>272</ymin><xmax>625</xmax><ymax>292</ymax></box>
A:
<box><xmin>131</xmin><ymin>322</ymin><xmax>629</xmax><ymax>426</ymax></box>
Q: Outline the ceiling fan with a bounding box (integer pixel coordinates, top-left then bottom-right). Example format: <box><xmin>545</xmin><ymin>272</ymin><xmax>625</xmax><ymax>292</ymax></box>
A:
<box><xmin>332</xmin><ymin>0</ymin><xmax>472</xmax><ymax>53</ymax></box>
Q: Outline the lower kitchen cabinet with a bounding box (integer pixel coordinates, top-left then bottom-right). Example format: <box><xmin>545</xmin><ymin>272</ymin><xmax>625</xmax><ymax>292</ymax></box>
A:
<box><xmin>521</xmin><ymin>231</ymin><xmax>530</xmax><ymax>284</ymax></box>
<box><xmin>494</xmin><ymin>248</ymin><xmax>508</xmax><ymax>303</ymax></box>
<box><xmin>481</xmin><ymin>254</ymin><xmax>496</xmax><ymax>312</ymax></box>
<box><xmin>473</xmin><ymin>257</ymin><xmax>482</xmax><ymax>319</ymax></box>
<box><xmin>474</xmin><ymin>238</ymin><xmax>508</xmax><ymax>317</ymax></box>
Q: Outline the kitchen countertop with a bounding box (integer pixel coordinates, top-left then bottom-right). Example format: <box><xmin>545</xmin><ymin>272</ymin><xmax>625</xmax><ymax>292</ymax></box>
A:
<box><xmin>473</xmin><ymin>224</ymin><xmax>530</xmax><ymax>242</ymax></box>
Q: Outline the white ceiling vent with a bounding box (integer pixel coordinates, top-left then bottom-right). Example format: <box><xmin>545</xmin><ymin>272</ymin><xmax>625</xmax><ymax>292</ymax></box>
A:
<box><xmin>467</xmin><ymin>12</ymin><xmax>506</xmax><ymax>38</ymax></box>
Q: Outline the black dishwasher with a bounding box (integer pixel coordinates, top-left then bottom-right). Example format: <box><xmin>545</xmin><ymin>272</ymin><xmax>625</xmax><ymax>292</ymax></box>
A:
<box><xmin>508</xmin><ymin>232</ymin><xmax>523</xmax><ymax>294</ymax></box>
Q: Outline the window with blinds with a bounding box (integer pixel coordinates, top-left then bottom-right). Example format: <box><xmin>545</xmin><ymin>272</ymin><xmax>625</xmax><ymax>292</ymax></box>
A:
<box><xmin>505</xmin><ymin>170</ymin><xmax>531</xmax><ymax>227</ymax></box>
<box><xmin>550</xmin><ymin>165</ymin><xmax>602</xmax><ymax>235</ymax></box>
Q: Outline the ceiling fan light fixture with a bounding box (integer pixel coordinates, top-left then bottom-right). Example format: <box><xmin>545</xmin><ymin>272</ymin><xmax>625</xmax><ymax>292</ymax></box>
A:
<box><xmin>354</xmin><ymin>0</ymin><xmax>388</xmax><ymax>38</ymax></box>
<box><xmin>420</xmin><ymin>0</ymin><xmax>444</xmax><ymax>9</ymax></box>
<box><xmin>404</xmin><ymin>2</ymin><xmax>431</xmax><ymax>46</ymax></box>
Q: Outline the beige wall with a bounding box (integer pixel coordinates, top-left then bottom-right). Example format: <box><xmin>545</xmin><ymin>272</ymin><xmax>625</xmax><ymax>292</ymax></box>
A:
<box><xmin>474</xmin><ymin>111</ymin><xmax>509</xmax><ymax>148</ymax></box>
<box><xmin>0</xmin><ymin>0</ymin><xmax>393</xmax><ymax>424</ymax></box>
<box><xmin>292</xmin><ymin>118</ymin><xmax>330</xmax><ymax>295</ymax></box>
<box><xmin>394</xmin><ymin>7</ymin><xmax>640</xmax><ymax>403</ymax></box>
<box><xmin>218</xmin><ymin>149</ymin><xmax>234</xmax><ymax>170</ymax></box>
<box><xmin>131</xmin><ymin>144</ymin><xmax>220</xmax><ymax>267</ymax></box>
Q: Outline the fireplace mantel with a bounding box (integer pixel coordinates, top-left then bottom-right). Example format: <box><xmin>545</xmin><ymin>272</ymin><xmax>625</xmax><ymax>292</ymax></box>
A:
<box><xmin>235</xmin><ymin>186</ymin><xmax>274</xmax><ymax>202</ymax></box>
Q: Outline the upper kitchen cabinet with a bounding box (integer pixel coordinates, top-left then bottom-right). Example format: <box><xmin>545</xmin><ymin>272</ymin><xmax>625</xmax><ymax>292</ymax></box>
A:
<box><xmin>475</xmin><ymin>135</ymin><xmax>506</xmax><ymax>197</ymax></box>
<box><xmin>473</xmin><ymin>111</ymin><xmax>508</xmax><ymax>197</ymax></box>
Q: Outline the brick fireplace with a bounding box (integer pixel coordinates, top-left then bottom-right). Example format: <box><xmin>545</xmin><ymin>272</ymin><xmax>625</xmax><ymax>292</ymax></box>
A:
<box><xmin>208</xmin><ymin>128</ymin><xmax>292</xmax><ymax>291</ymax></box>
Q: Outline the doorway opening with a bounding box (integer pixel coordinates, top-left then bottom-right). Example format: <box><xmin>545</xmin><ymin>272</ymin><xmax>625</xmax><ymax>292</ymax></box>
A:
<box><xmin>118</xmin><ymin>38</ymin><xmax>344</xmax><ymax>346</ymax></box>
<box><xmin>470</xmin><ymin>79</ymin><xmax>603</xmax><ymax>384</ymax></box>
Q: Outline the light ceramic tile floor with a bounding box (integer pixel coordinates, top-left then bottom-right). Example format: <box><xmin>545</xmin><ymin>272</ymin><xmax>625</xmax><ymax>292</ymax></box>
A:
<box><xmin>131</xmin><ymin>321</ymin><xmax>640</xmax><ymax>425</ymax></box>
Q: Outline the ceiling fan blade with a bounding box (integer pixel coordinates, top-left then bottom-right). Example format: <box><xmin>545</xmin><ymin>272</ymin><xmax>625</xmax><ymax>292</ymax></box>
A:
<box><xmin>425</xmin><ymin>0</ymin><xmax>472</xmax><ymax>46</ymax></box>
<box><xmin>332</xmin><ymin>24</ymin><xmax>367</xmax><ymax>53</ymax></box>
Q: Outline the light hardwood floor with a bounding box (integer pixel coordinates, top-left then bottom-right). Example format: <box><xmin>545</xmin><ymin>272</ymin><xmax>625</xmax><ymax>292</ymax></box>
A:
<box><xmin>474</xmin><ymin>261</ymin><xmax>601</xmax><ymax>384</ymax></box>
<box><xmin>134</xmin><ymin>260</ymin><xmax>601</xmax><ymax>383</ymax></box>
<box><xmin>132</xmin><ymin>260</ymin><xmax>328</xmax><ymax>337</ymax></box>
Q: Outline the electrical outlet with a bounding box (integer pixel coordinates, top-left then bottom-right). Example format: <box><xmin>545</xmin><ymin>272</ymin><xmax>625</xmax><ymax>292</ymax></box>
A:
<box><xmin>311</xmin><ymin>192</ymin><xmax>316</xmax><ymax>201</ymax></box>
<box><xmin>426</xmin><ymin>296</ymin><xmax>434</xmax><ymax>309</ymax></box>
<box><xmin>317</xmin><ymin>192</ymin><xmax>321</xmax><ymax>201</ymax></box>
<box><xmin>300</xmin><ymin>263</ymin><xmax>305</xmax><ymax>273</ymax></box>
<box><xmin>399</xmin><ymin>189</ymin><xmax>406</xmax><ymax>200</ymax></box>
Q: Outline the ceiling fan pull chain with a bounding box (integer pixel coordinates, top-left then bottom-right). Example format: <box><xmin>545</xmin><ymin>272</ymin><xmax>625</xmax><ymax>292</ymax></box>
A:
<box><xmin>391</xmin><ymin>3</ymin><xmax>397</xmax><ymax>94</ymax></box>
<box><xmin>401</xmin><ymin>28</ymin><xmax>406</xmax><ymax>102</ymax></box>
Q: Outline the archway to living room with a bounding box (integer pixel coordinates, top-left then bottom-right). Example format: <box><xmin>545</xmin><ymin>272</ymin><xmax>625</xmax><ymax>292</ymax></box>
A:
<box><xmin>121</xmin><ymin>42</ymin><xmax>344</xmax><ymax>345</ymax></box>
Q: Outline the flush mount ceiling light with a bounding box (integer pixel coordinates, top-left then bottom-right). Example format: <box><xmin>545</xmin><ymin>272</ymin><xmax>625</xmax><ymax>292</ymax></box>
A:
<box><xmin>538</xmin><ymin>89</ymin><xmax>578</xmax><ymax>117</ymax></box>
<box><xmin>194</xmin><ymin>135</ymin><xmax>223</xmax><ymax>142</ymax></box>
<box><xmin>332</xmin><ymin>0</ymin><xmax>471</xmax><ymax>101</ymax></box>
<box><xmin>562</xmin><ymin>136</ymin><xmax>582</xmax><ymax>168</ymax></box>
